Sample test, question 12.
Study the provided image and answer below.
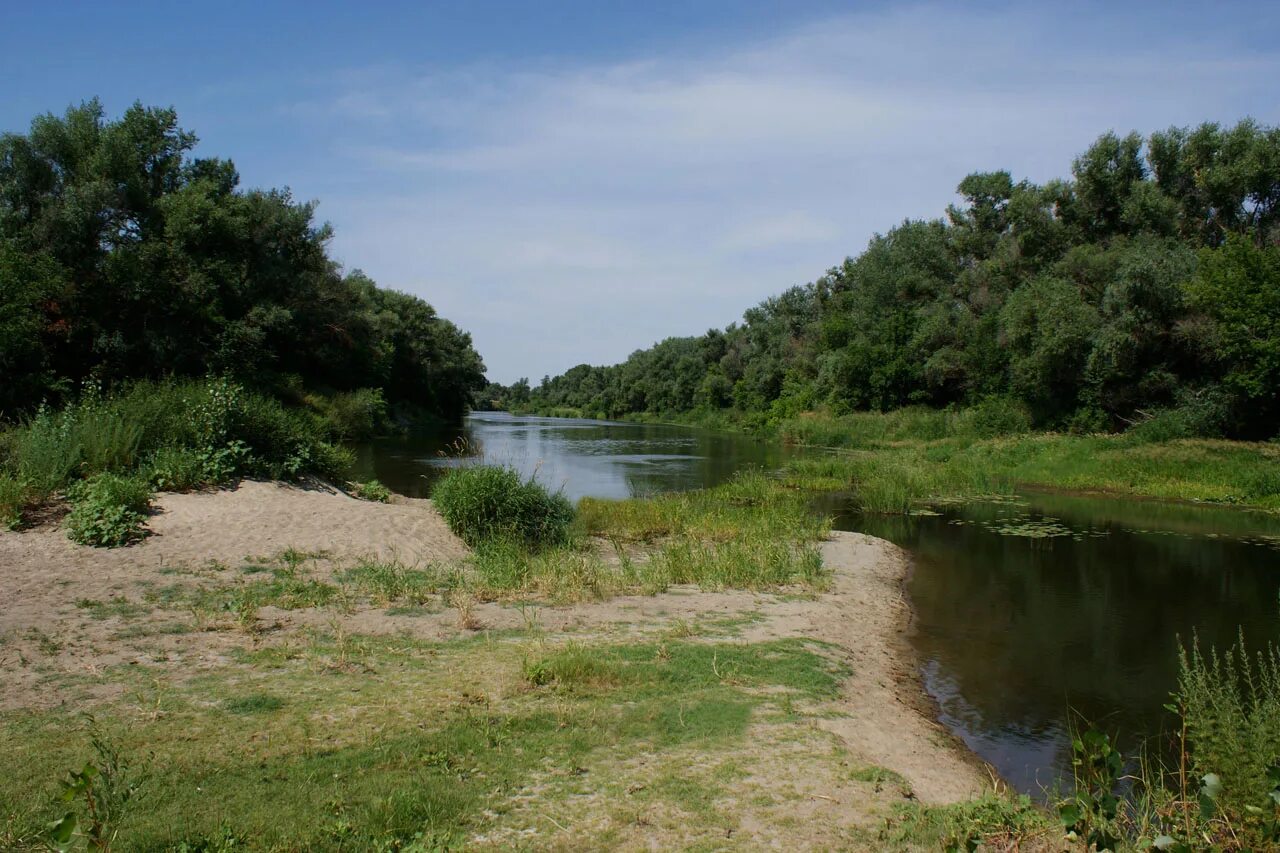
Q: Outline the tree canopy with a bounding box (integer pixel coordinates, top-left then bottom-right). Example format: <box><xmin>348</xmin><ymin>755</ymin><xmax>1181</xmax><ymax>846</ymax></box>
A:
<box><xmin>517</xmin><ymin>120</ymin><xmax>1280</xmax><ymax>439</ymax></box>
<box><xmin>0</xmin><ymin>100</ymin><xmax>485</xmax><ymax>421</ymax></box>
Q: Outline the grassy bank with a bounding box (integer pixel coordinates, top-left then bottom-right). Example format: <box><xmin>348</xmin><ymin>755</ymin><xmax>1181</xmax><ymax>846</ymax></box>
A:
<box><xmin>429</xmin><ymin>467</ymin><xmax>831</xmax><ymax>603</ymax></box>
<box><xmin>0</xmin><ymin>377</ymin><xmax>384</xmax><ymax>541</ymax></box>
<box><xmin>781</xmin><ymin>423</ymin><xmax>1280</xmax><ymax>513</ymax></box>
<box><xmin>0</xmin><ymin>536</ymin><xmax>1042</xmax><ymax>851</ymax></box>
<box><xmin>513</xmin><ymin>404</ymin><xmax>1280</xmax><ymax>513</ymax></box>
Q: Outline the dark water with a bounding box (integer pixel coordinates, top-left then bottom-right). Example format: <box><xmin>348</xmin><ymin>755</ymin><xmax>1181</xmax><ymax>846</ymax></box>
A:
<box><xmin>355</xmin><ymin>413</ymin><xmax>1280</xmax><ymax>795</ymax></box>
<box><xmin>349</xmin><ymin>411</ymin><xmax>800</xmax><ymax>502</ymax></box>
<box><xmin>841</xmin><ymin>494</ymin><xmax>1280</xmax><ymax>795</ymax></box>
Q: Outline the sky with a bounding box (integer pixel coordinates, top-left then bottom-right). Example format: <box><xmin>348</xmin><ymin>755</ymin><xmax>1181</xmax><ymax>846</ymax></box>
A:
<box><xmin>3</xmin><ymin>2</ymin><xmax>1279</xmax><ymax>383</ymax></box>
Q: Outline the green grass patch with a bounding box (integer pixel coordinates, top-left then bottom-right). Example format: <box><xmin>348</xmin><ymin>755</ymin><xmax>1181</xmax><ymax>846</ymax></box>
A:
<box><xmin>782</xmin><ymin>428</ymin><xmax>1280</xmax><ymax>513</ymax></box>
<box><xmin>337</xmin><ymin>559</ymin><xmax>456</xmax><ymax>605</ymax></box>
<box><xmin>74</xmin><ymin>596</ymin><xmax>151</xmax><ymax>621</ymax></box>
<box><xmin>0</xmin><ymin>635</ymin><xmax>847</xmax><ymax>850</ymax></box>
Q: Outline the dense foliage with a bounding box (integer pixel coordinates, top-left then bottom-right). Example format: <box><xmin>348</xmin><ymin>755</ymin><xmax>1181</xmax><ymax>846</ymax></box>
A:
<box><xmin>516</xmin><ymin>121</ymin><xmax>1280</xmax><ymax>439</ymax></box>
<box><xmin>0</xmin><ymin>100</ymin><xmax>485</xmax><ymax>421</ymax></box>
<box><xmin>432</xmin><ymin>464</ymin><xmax>574</xmax><ymax>548</ymax></box>
<box><xmin>0</xmin><ymin>377</ymin><xmax>356</xmax><ymax>539</ymax></box>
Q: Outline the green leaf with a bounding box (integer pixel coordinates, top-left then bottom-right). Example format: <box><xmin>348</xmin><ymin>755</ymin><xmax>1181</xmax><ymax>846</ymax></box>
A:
<box><xmin>48</xmin><ymin>813</ymin><xmax>77</xmax><ymax>847</ymax></box>
<box><xmin>1058</xmin><ymin>802</ymin><xmax>1082</xmax><ymax>827</ymax></box>
<box><xmin>1151</xmin><ymin>835</ymin><xmax>1177</xmax><ymax>851</ymax></box>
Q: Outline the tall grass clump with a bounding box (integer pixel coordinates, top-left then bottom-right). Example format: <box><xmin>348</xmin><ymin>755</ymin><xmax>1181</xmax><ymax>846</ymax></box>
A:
<box><xmin>1176</xmin><ymin>633</ymin><xmax>1280</xmax><ymax>846</ymax></box>
<box><xmin>578</xmin><ymin>470</ymin><xmax>827</xmax><ymax>543</ymax></box>
<box><xmin>432</xmin><ymin>464</ymin><xmax>573</xmax><ymax>548</ymax></box>
<box><xmin>647</xmin><ymin>535</ymin><xmax>825</xmax><ymax>591</ymax></box>
<box><xmin>0</xmin><ymin>473</ymin><xmax>24</xmax><ymax>529</ymax></box>
<box><xmin>65</xmin><ymin>472</ymin><xmax>153</xmax><ymax>547</ymax></box>
<box><xmin>0</xmin><ymin>377</ymin><xmax>355</xmax><ymax>515</ymax></box>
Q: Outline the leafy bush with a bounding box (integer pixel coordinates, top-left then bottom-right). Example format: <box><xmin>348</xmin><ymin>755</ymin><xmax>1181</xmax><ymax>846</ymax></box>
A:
<box><xmin>65</xmin><ymin>473</ymin><xmax>153</xmax><ymax>547</ymax></box>
<box><xmin>0</xmin><ymin>473</ymin><xmax>24</xmax><ymax>529</ymax></box>
<box><xmin>349</xmin><ymin>479</ymin><xmax>391</xmax><ymax>502</ymax></box>
<box><xmin>1128</xmin><ymin>388</ymin><xmax>1232</xmax><ymax>442</ymax></box>
<box><xmin>1178</xmin><ymin>634</ymin><xmax>1280</xmax><ymax>845</ymax></box>
<box><xmin>307</xmin><ymin>388</ymin><xmax>388</xmax><ymax>440</ymax></box>
<box><xmin>432</xmin><ymin>464</ymin><xmax>574</xmax><ymax>548</ymax></box>
<box><xmin>954</xmin><ymin>396</ymin><xmax>1034</xmax><ymax>439</ymax></box>
<box><xmin>146</xmin><ymin>446</ymin><xmax>213</xmax><ymax>492</ymax></box>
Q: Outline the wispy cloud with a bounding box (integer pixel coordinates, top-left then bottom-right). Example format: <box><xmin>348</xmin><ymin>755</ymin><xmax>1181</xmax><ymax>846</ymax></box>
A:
<box><xmin>294</xmin><ymin>4</ymin><xmax>1280</xmax><ymax>381</ymax></box>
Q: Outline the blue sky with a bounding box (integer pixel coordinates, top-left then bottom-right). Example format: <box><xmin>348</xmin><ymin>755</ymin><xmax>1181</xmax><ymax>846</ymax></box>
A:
<box><xmin>4</xmin><ymin>2</ymin><xmax>1279</xmax><ymax>382</ymax></box>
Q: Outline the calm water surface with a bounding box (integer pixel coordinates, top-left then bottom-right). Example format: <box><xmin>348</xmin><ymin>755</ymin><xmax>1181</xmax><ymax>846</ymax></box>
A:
<box><xmin>840</xmin><ymin>495</ymin><xmax>1280</xmax><ymax>795</ymax></box>
<box><xmin>350</xmin><ymin>411</ymin><xmax>800</xmax><ymax>502</ymax></box>
<box><xmin>355</xmin><ymin>413</ymin><xmax>1280</xmax><ymax>795</ymax></box>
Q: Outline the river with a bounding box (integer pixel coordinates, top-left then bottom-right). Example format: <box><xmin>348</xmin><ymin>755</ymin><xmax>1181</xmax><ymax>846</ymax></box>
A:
<box><xmin>352</xmin><ymin>411</ymin><xmax>1280</xmax><ymax>795</ymax></box>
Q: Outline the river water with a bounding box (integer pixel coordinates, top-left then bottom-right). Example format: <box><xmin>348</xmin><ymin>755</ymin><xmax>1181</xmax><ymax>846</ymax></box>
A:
<box><xmin>353</xmin><ymin>412</ymin><xmax>1280</xmax><ymax>795</ymax></box>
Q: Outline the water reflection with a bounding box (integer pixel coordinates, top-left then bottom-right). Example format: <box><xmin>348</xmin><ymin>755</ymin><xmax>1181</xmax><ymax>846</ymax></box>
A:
<box><xmin>841</xmin><ymin>496</ymin><xmax>1280</xmax><ymax>795</ymax></box>
<box><xmin>349</xmin><ymin>411</ymin><xmax>800</xmax><ymax>502</ymax></box>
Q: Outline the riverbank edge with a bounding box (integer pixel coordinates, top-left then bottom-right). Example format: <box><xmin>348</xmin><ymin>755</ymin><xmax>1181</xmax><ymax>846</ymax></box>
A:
<box><xmin>507</xmin><ymin>406</ymin><xmax>1280</xmax><ymax>513</ymax></box>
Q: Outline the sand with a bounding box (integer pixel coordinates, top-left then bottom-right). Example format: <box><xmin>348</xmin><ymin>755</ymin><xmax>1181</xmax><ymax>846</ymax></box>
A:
<box><xmin>0</xmin><ymin>479</ymin><xmax>986</xmax><ymax>807</ymax></box>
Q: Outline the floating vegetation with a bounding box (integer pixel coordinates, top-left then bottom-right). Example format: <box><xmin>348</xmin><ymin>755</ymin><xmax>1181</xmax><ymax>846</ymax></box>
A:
<box><xmin>948</xmin><ymin>512</ymin><xmax>1110</xmax><ymax>540</ymax></box>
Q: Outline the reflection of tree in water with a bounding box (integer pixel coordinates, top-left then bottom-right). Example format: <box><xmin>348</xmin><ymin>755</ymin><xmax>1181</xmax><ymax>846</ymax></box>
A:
<box><xmin>853</xmin><ymin>499</ymin><xmax>1280</xmax><ymax>795</ymax></box>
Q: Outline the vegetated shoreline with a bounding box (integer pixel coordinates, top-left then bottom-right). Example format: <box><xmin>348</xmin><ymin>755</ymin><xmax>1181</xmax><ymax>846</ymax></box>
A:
<box><xmin>0</xmin><ymin>478</ymin><xmax>999</xmax><ymax>846</ymax></box>
<box><xmin>514</xmin><ymin>405</ymin><xmax>1280</xmax><ymax>514</ymax></box>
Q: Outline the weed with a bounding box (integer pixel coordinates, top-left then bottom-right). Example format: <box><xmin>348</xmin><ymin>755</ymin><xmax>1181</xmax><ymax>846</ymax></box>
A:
<box><xmin>223</xmin><ymin>694</ymin><xmax>286</xmax><ymax>715</ymax></box>
<box><xmin>432</xmin><ymin>464</ymin><xmax>574</xmax><ymax>548</ymax></box>
<box><xmin>349</xmin><ymin>479</ymin><xmax>391</xmax><ymax>503</ymax></box>
<box><xmin>64</xmin><ymin>472</ymin><xmax>152</xmax><ymax>547</ymax></box>
<box><xmin>0</xmin><ymin>472</ymin><xmax>26</xmax><ymax>529</ymax></box>
<box><xmin>74</xmin><ymin>596</ymin><xmax>151</xmax><ymax>621</ymax></box>
<box><xmin>47</xmin><ymin>720</ymin><xmax>147</xmax><ymax>852</ymax></box>
<box><xmin>338</xmin><ymin>559</ymin><xmax>447</xmax><ymax>605</ymax></box>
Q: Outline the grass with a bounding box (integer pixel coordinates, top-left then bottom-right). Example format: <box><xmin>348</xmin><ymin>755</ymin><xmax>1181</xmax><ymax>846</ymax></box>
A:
<box><xmin>0</xmin><ymin>634</ymin><xmax>857</xmax><ymax>850</ymax></box>
<box><xmin>782</xmin><ymin>427</ymin><xmax>1280</xmax><ymax>513</ymax></box>
<box><xmin>432</xmin><ymin>463</ymin><xmax>574</xmax><ymax>547</ymax></box>
<box><xmin>0</xmin><ymin>377</ymin><xmax>356</xmax><ymax>541</ymax></box>
<box><xmin>577</xmin><ymin>469</ymin><xmax>829</xmax><ymax>543</ymax></box>
<box><xmin>336</xmin><ymin>558</ymin><xmax>456</xmax><ymax>605</ymax></box>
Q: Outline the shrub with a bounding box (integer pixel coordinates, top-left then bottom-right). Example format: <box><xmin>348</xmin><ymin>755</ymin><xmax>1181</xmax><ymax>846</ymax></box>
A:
<box><xmin>0</xmin><ymin>473</ymin><xmax>24</xmax><ymax>529</ymax></box>
<box><xmin>349</xmin><ymin>479</ymin><xmax>391</xmax><ymax>502</ymax></box>
<box><xmin>65</xmin><ymin>472</ymin><xmax>153</xmax><ymax>547</ymax></box>
<box><xmin>307</xmin><ymin>388</ymin><xmax>388</xmax><ymax>440</ymax></box>
<box><xmin>1178</xmin><ymin>633</ymin><xmax>1280</xmax><ymax>845</ymax></box>
<box><xmin>1127</xmin><ymin>387</ymin><xmax>1232</xmax><ymax>442</ymax></box>
<box><xmin>432</xmin><ymin>464</ymin><xmax>574</xmax><ymax>548</ymax></box>
<box><xmin>954</xmin><ymin>396</ymin><xmax>1034</xmax><ymax>439</ymax></box>
<box><xmin>146</xmin><ymin>446</ymin><xmax>213</xmax><ymax>492</ymax></box>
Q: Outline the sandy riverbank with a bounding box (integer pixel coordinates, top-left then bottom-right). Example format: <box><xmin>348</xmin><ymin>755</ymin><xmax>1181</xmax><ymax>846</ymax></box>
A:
<box><xmin>0</xmin><ymin>479</ymin><xmax>990</xmax><ymax>845</ymax></box>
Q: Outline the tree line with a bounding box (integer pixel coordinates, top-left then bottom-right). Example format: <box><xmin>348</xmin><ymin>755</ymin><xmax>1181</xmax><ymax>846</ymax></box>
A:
<box><xmin>0</xmin><ymin>100</ymin><xmax>485</xmax><ymax>424</ymax></box>
<box><xmin>503</xmin><ymin>120</ymin><xmax>1280</xmax><ymax>439</ymax></box>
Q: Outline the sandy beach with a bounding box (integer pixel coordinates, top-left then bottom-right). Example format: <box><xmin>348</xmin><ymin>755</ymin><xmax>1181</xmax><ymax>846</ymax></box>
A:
<box><xmin>0</xmin><ymin>479</ymin><xmax>989</xmax><ymax>847</ymax></box>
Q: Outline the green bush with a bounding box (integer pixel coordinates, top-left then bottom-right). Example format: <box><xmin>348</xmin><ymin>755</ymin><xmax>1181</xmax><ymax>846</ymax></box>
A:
<box><xmin>146</xmin><ymin>446</ymin><xmax>213</xmax><ymax>492</ymax></box>
<box><xmin>0</xmin><ymin>473</ymin><xmax>25</xmax><ymax>529</ymax></box>
<box><xmin>350</xmin><ymin>479</ymin><xmax>391</xmax><ymax>502</ymax></box>
<box><xmin>432</xmin><ymin>464</ymin><xmax>574</xmax><ymax>548</ymax></box>
<box><xmin>1128</xmin><ymin>390</ymin><xmax>1231</xmax><ymax>442</ymax></box>
<box><xmin>307</xmin><ymin>388</ymin><xmax>388</xmax><ymax>440</ymax></box>
<box><xmin>954</xmin><ymin>396</ymin><xmax>1034</xmax><ymax>439</ymax></box>
<box><xmin>1178</xmin><ymin>634</ymin><xmax>1280</xmax><ymax>845</ymax></box>
<box><xmin>65</xmin><ymin>473</ymin><xmax>153</xmax><ymax>547</ymax></box>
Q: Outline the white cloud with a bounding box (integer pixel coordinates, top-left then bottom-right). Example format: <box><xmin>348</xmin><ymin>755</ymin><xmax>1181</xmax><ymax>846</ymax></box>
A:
<box><xmin>295</xmin><ymin>4</ymin><xmax>1280</xmax><ymax>382</ymax></box>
